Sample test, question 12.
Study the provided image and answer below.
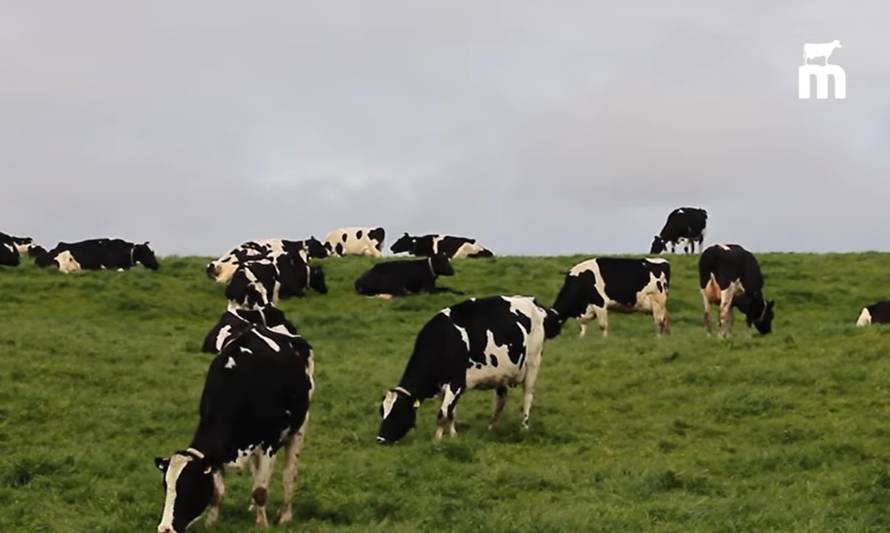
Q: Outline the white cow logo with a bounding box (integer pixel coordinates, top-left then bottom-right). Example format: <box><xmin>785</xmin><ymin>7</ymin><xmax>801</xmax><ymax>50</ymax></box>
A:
<box><xmin>799</xmin><ymin>40</ymin><xmax>846</xmax><ymax>100</ymax></box>
<box><xmin>803</xmin><ymin>40</ymin><xmax>842</xmax><ymax>65</ymax></box>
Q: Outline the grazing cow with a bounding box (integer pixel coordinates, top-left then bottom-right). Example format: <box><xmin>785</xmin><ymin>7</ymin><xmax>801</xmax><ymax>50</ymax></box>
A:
<box><xmin>203</xmin><ymin>306</ymin><xmax>298</xmax><ymax>353</ymax></box>
<box><xmin>324</xmin><ymin>227</ymin><xmax>385</xmax><ymax>257</ymax></box>
<box><xmin>0</xmin><ymin>232</ymin><xmax>44</xmax><ymax>258</ymax></box>
<box><xmin>699</xmin><ymin>244</ymin><xmax>775</xmax><ymax>336</ymax></box>
<box><xmin>650</xmin><ymin>207</ymin><xmax>708</xmax><ymax>254</ymax></box>
<box><xmin>0</xmin><ymin>242</ymin><xmax>20</xmax><ymax>267</ymax></box>
<box><xmin>803</xmin><ymin>40</ymin><xmax>842</xmax><ymax>65</ymax></box>
<box><xmin>206</xmin><ymin>238</ymin><xmax>327</xmax><ymax>284</ymax></box>
<box><xmin>551</xmin><ymin>257</ymin><xmax>671</xmax><ymax>337</ymax></box>
<box><xmin>155</xmin><ymin>323</ymin><xmax>314</xmax><ymax>532</ymax></box>
<box><xmin>34</xmin><ymin>239</ymin><xmax>158</xmax><ymax>273</ymax></box>
<box><xmin>390</xmin><ymin>233</ymin><xmax>494</xmax><ymax>259</ymax></box>
<box><xmin>354</xmin><ymin>255</ymin><xmax>458</xmax><ymax>298</ymax></box>
<box><xmin>226</xmin><ymin>254</ymin><xmax>327</xmax><ymax>310</ymax></box>
<box><xmin>377</xmin><ymin>296</ymin><xmax>562</xmax><ymax>444</ymax></box>
<box><xmin>856</xmin><ymin>301</ymin><xmax>890</xmax><ymax>327</ymax></box>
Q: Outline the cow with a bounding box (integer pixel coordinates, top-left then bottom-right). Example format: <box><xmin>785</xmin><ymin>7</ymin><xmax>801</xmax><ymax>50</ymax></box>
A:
<box><xmin>650</xmin><ymin>207</ymin><xmax>708</xmax><ymax>254</ymax></box>
<box><xmin>324</xmin><ymin>227</ymin><xmax>385</xmax><ymax>257</ymax></box>
<box><xmin>390</xmin><ymin>233</ymin><xmax>494</xmax><ymax>259</ymax></box>
<box><xmin>354</xmin><ymin>255</ymin><xmax>458</xmax><ymax>298</ymax></box>
<box><xmin>206</xmin><ymin>238</ymin><xmax>327</xmax><ymax>284</ymax></box>
<box><xmin>699</xmin><ymin>244</ymin><xmax>775</xmax><ymax>337</ymax></box>
<box><xmin>856</xmin><ymin>301</ymin><xmax>890</xmax><ymax>327</ymax></box>
<box><xmin>154</xmin><ymin>322</ymin><xmax>314</xmax><ymax>532</ymax></box>
<box><xmin>34</xmin><ymin>239</ymin><xmax>159</xmax><ymax>273</ymax></box>
<box><xmin>376</xmin><ymin>296</ymin><xmax>562</xmax><ymax>444</ymax></box>
<box><xmin>551</xmin><ymin>257</ymin><xmax>671</xmax><ymax>337</ymax></box>
<box><xmin>226</xmin><ymin>254</ymin><xmax>327</xmax><ymax>310</ymax></box>
<box><xmin>0</xmin><ymin>232</ymin><xmax>44</xmax><ymax>258</ymax></box>
<box><xmin>203</xmin><ymin>306</ymin><xmax>298</xmax><ymax>353</ymax></box>
<box><xmin>803</xmin><ymin>40</ymin><xmax>842</xmax><ymax>65</ymax></box>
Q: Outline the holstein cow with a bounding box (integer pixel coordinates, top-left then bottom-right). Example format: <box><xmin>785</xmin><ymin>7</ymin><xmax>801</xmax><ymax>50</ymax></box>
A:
<box><xmin>650</xmin><ymin>207</ymin><xmax>708</xmax><ymax>254</ymax></box>
<box><xmin>856</xmin><ymin>301</ymin><xmax>890</xmax><ymax>327</ymax></box>
<box><xmin>34</xmin><ymin>239</ymin><xmax>159</xmax><ymax>273</ymax></box>
<box><xmin>203</xmin><ymin>306</ymin><xmax>298</xmax><ymax>353</ymax></box>
<box><xmin>324</xmin><ymin>227</ymin><xmax>385</xmax><ymax>257</ymax></box>
<box><xmin>354</xmin><ymin>255</ymin><xmax>458</xmax><ymax>298</ymax></box>
<box><xmin>377</xmin><ymin>296</ymin><xmax>562</xmax><ymax>444</ymax></box>
<box><xmin>552</xmin><ymin>257</ymin><xmax>671</xmax><ymax>337</ymax></box>
<box><xmin>226</xmin><ymin>254</ymin><xmax>327</xmax><ymax>310</ymax></box>
<box><xmin>206</xmin><ymin>238</ymin><xmax>328</xmax><ymax>284</ymax></box>
<box><xmin>390</xmin><ymin>233</ymin><xmax>494</xmax><ymax>259</ymax></box>
<box><xmin>0</xmin><ymin>232</ymin><xmax>44</xmax><ymax>258</ymax></box>
<box><xmin>699</xmin><ymin>244</ymin><xmax>775</xmax><ymax>337</ymax></box>
<box><xmin>155</xmin><ymin>322</ymin><xmax>314</xmax><ymax>532</ymax></box>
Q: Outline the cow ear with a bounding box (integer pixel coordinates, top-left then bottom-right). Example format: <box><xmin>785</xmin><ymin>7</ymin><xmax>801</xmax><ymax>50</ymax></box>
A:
<box><xmin>155</xmin><ymin>457</ymin><xmax>170</xmax><ymax>473</ymax></box>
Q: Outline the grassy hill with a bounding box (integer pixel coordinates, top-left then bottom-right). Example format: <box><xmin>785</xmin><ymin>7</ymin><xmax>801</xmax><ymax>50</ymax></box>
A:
<box><xmin>2</xmin><ymin>253</ymin><xmax>890</xmax><ymax>532</ymax></box>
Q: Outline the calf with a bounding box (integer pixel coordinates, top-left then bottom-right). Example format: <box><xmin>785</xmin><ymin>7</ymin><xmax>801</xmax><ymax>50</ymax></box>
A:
<box><xmin>34</xmin><ymin>239</ymin><xmax>159</xmax><ymax>273</ymax></box>
<box><xmin>377</xmin><ymin>296</ymin><xmax>562</xmax><ymax>444</ymax></box>
<box><xmin>324</xmin><ymin>226</ymin><xmax>385</xmax><ymax>257</ymax></box>
<box><xmin>155</xmin><ymin>323</ymin><xmax>314</xmax><ymax>532</ymax></box>
<box><xmin>390</xmin><ymin>233</ymin><xmax>493</xmax><ymax>259</ymax></box>
<box><xmin>226</xmin><ymin>254</ymin><xmax>327</xmax><ymax>310</ymax></box>
<box><xmin>354</xmin><ymin>255</ymin><xmax>457</xmax><ymax>298</ymax></box>
<box><xmin>650</xmin><ymin>207</ymin><xmax>708</xmax><ymax>254</ymax></box>
<box><xmin>699</xmin><ymin>244</ymin><xmax>775</xmax><ymax>336</ymax></box>
<box><xmin>552</xmin><ymin>257</ymin><xmax>671</xmax><ymax>337</ymax></box>
<box><xmin>206</xmin><ymin>238</ymin><xmax>327</xmax><ymax>284</ymax></box>
<box><xmin>856</xmin><ymin>301</ymin><xmax>890</xmax><ymax>327</ymax></box>
<box><xmin>203</xmin><ymin>306</ymin><xmax>298</xmax><ymax>353</ymax></box>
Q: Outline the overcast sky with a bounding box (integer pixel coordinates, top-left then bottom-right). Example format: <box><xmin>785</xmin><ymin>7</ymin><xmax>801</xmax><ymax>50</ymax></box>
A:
<box><xmin>2</xmin><ymin>1</ymin><xmax>887</xmax><ymax>255</ymax></box>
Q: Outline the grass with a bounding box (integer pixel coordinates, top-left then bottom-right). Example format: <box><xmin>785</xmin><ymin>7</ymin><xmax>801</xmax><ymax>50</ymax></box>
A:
<box><xmin>2</xmin><ymin>253</ymin><xmax>890</xmax><ymax>532</ymax></box>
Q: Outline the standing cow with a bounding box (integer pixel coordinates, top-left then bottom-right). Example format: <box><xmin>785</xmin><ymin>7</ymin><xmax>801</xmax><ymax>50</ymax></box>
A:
<box><xmin>34</xmin><ymin>239</ymin><xmax>158</xmax><ymax>273</ymax></box>
<box><xmin>551</xmin><ymin>257</ymin><xmax>671</xmax><ymax>337</ymax></box>
<box><xmin>377</xmin><ymin>296</ymin><xmax>562</xmax><ymax>444</ymax></box>
<box><xmin>856</xmin><ymin>301</ymin><xmax>890</xmax><ymax>327</ymax></box>
<box><xmin>650</xmin><ymin>207</ymin><xmax>708</xmax><ymax>254</ymax></box>
<box><xmin>225</xmin><ymin>254</ymin><xmax>327</xmax><ymax>310</ymax></box>
<box><xmin>324</xmin><ymin>227</ymin><xmax>385</xmax><ymax>257</ymax></box>
<box><xmin>155</xmin><ymin>322</ymin><xmax>314</xmax><ymax>532</ymax></box>
<box><xmin>206</xmin><ymin>238</ymin><xmax>327</xmax><ymax>284</ymax></box>
<box><xmin>390</xmin><ymin>233</ymin><xmax>493</xmax><ymax>259</ymax></box>
<box><xmin>699</xmin><ymin>244</ymin><xmax>775</xmax><ymax>336</ymax></box>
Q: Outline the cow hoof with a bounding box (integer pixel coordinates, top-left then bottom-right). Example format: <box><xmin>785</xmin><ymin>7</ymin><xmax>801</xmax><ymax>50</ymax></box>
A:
<box><xmin>277</xmin><ymin>509</ymin><xmax>293</xmax><ymax>524</ymax></box>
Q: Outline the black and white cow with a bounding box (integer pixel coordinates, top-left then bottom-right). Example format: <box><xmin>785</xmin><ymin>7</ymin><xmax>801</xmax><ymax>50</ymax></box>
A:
<box><xmin>551</xmin><ymin>257</ymin><xmax>671</xmax><ymax>337</ymax></box>
<box><xmin>390</xmin><ymin>233</ymin><xmax>494</xmax><ymax>259</ymax></box>
<box><xmin>856</xmin><ymin>301</ymin><xmax>890</xmax><ymax>327</ymax></box>
<box><xmin>354</xmin><ymin>255</ymin><xmax>458</xmax><ymax>298</ymax></box>
<box><xmin>226</xmin><ymin>254</ymin><xmax>327</xmax><ymax>310</ymax></box>
<box><xmin>34</xmin><ymin>239</ymin><xmax>159</xmax><ymax>273</ymax></box>
<box><xmin>324</xmin><ymin>227</ymin><xmax>385</xmax><ymax>257</ymax></box>
<box><xmin>699</xmin><ymin>244</ymin><xmax>775</xmax><ymax>336</ymax></box>
<box><xmin>0</xmin><ymin>232</ymin><xmax>44</xmax><ymax>258</ymax></box>
<box><xmin>203</xmin><ymin>306</ymin><xmax>298</xmax><ymax>353</ymax></box>
<box><xmin>206</xmin><ymin>238</ymin><xmax>327</xmax><ymax>284</ymax></box>
<box><xmin>155</xmin><ymin>322</ymin><xmax>314</xmax><ymax>532</ymax></box>
<box><xmin>377</xmin><ymin>296</ymin><xmax>562</xmax><ymax>444</ymax></box>
<box><xmin>650</xmin><ymin>207</ymin><xmax>708</xmax><ymax>254</ymax></box>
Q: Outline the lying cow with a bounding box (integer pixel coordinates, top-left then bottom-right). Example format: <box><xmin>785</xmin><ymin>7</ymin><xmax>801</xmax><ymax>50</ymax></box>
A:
<box><xmin>650</xmin><ymin>207</ymin><xmax>708</xmax><ymax>254</ymax></box>
<box><xmin>856</xmin><ymin>301</ymin><xmax>890</xmax><ymax>327</ymax></box>
<box><xmin>354</xmin><ymin>255</ymin><xmax>458</xmax><ymax>298</ymax></box>
<box><xmin>203</xmin><ymin>306</ymin><xmax>298</xmax><ymax>353</ymax></box>
<box><xmin>551</xmin><ymin>257</ymin><xmax>671</xmax><ymax>337</ymax></box>
<box><xmin>226</xmin><ymin>254</ymin><xmax>327</xmax><ymax>310</ymax></box>
<box><xmin>206</xmin><ymin>238</ymin><xmax>327</xmax><ymax>284</ymax></box>
<box><xmin>390</xmin><ymin>233</ymin><xmax>493</xmax><ymax>259</ymax></box>
<box><xmin>699</xmin><ymin>244</ymin><xmax>775</xmax><ymax>336</ymax></box>
<box><xmin>155</xmin><ymin>320</ymin><xmax>314</xmax><ymax>532</ymax></box>
<box><xmin>377</xmin><ymin>296</ymin><xmax>562</xmax><ymax>444</ymax></box>
<box><xmin>0</xmin><ymin>232</ymin><xmax>44</xmax><ymax>258</ymax></box>
<box><xmin>34</xmin><ymin>239</ymin><xmax>159</xmax><ymax>273</ymax></box>
<box><xmin>324</xmin><ymin>226</ymin><xmax>385</xmax><ymax>257</ymax></box>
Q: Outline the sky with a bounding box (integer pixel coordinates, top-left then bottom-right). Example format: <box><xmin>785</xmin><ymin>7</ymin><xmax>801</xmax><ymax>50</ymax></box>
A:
<box><xmin>2</xmin><ymin>1</ymin><xmax>888</xmax><ymax>256</ymax></box>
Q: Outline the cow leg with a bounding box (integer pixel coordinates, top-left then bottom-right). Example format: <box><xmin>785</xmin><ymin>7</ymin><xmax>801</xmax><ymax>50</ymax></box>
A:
<box><xmin>652</xmin><ymin>299</ymin><xmax>669</xmax><ymax>336</ymax></box>
<box><xmin>488</xmin><ymin>387</ymin><xmax>508</xmax><ymax>431</ymax></box>
<box><xmin>520</xmin><ymin>363</ymin><xmax>542</xmax><ymax>430</ymax></box>
<box><xmin>596</xmin><ymin>307</ymin><xmax>609</xmax><ymax>337</ymax></box>
<box><xmin>277</xmin><ymin>415</ymin><xmax>308</xmax><ymax>525</ymax></box>
<box><xmin>700</xmin><ymin>289</ymin><xmax>713</xmax><ymax>335</ymax></box>
<box><xmin>719</xmin><ymin>290</ymin><xmax>734</xmax><ymax>338</ymax></box>
<box><xmin>205</xmin><ymin>469</ymin><xmax>226</xmax><ymax>526</ymax></box>
<box><xmin>251</xmin><ymin>451</ymin><xmax>276</xmax><ymax>528</ymax></box>
<box><xmin>436</xmin><ymin>384</ymin><xmax>463</xmax><ymax>440</ymax></box>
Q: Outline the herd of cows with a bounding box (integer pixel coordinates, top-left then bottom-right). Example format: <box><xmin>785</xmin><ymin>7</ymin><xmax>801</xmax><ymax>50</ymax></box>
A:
<box><xmin>2</xmin><ymin>207</ymin><xmax>889</xmax><ymax>532</ymax></box>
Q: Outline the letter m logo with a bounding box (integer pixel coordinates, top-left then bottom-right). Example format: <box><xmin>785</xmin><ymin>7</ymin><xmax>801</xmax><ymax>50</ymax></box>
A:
<box><xmin>798</xmin><ymin>65</ymin><xmax>846</xmax><ymax>99</ymax></box>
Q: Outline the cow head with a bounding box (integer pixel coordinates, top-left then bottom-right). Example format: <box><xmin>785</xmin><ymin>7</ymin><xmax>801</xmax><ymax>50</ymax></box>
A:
<box><xmin>543</xmin><ymin>307</ymin><xmax>564</xmax><ymax>339</ymax></box>
<box><xmin>308</xmin><ymin>265</ymin><xmax>328</xmax><ymax>294</ymax></box>
<box><xmin>154</xmin><ymin>450</ymin><xmax>215</xmax><ymax>533</ymax></box>
<box><xmin>134</xmin><ymin>242</ymin><xmax>160</xmax><ymax>270</ymax></box>
<box><xmin>305</xmin><ymin>237</ymin><xmax>329</xmax><ymax>259</ymax></box>
<box><xmin>9</xmin><ymin>236</ymin><xmax>33</xmax><ymax>256</ymax></box>
<box><xmin>377</xmin><ymin>388</ymin><xmax>418</xmax><ymax>444</ymax></box>
<box><xmin>747</xmin><ymin>298</ymin><xmax>775</xmax><ymax>335</ymax></box>
<box><xmin>390</xmin><ymin>233</ymin><xmax>416</xmax><ymax>254</ymax></box>
<box><xmin>33</xmin><ymin>250</ymin><xmax>56</xmax><ymax>268</ymax></box>
<box><xmin>650</xmin><ymin>236</ymin><xmax>666</xmax><ymax>254</ymax></box>
<box><xmin>430</xmin><ymin>254</ymin><xmax>454</xmax><ymax>276</ymax></box>
<box><xmin>27</xmin><ymin>244</ymin><xmax>47</xmax><ymax>258</ymax></box>
<box><xmin>551</xmin><ymin>270</ymin><xmax>596</xmax><ymax>320</ymax></box>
